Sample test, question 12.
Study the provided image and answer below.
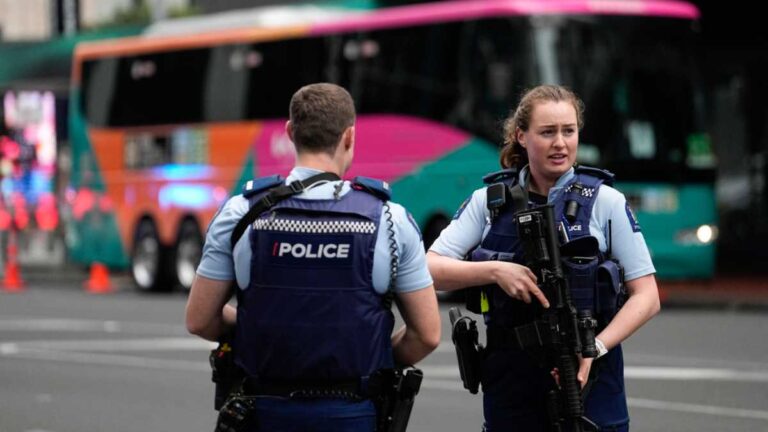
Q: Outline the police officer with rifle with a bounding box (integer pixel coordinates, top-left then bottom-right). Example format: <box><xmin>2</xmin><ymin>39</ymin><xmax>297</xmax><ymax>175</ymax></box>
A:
<box><xmin>429</xmin><ymin>85</ymin><xmax>660</xmax><ymax>431</ymax></box>
<box><xmin>186</xmin><ymin>83</ymin><xmax>440</xmax><ymax>432</ymax></box>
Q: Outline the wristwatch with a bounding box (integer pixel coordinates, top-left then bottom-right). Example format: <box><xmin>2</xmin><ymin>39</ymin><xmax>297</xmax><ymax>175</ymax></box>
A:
<box><xmin>595</xmin><ymin>338</ymin><xmax>608</xmax><ymax>359</ymax></box>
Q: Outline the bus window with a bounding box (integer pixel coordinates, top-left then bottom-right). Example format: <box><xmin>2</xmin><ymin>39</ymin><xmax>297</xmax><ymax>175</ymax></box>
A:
<box><xmin>349</xmin><ymin>22</ymin><xmax>462</xmax><ymax>123</ymax></box>
<box><xmin>205</xmin><ymin>44</ymin><xmax>252</xmax><ymax>122</ymax></box>
<box><xmin>459</xmin><ymin>18</ymin><xmax>534</xmax><ymax>144</ymax></box>
<box><xmin>245</xmin><ymin>37</ymin><xmax>327</xmax><ymax>119</ymax></box>
<box><xmin>553</xmin><ymin>15</ymin><xmax>708</xmax><ymax>182</ymax></box>
<box><xmin>111</xmin><ymin>48</ymin><xmax>210</xmax><ymax>126</ymax></box>
<box><xmin>81</xmin><ymin>58</ymin><xmax>119</xmax><ymax>127</ymax></box>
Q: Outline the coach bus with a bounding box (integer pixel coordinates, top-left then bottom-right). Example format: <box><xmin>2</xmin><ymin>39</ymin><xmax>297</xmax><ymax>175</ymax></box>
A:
<box><xmin>68</xmin><ymin>0</ymin><xmax>715</xmax><ymax>291</ymax></box>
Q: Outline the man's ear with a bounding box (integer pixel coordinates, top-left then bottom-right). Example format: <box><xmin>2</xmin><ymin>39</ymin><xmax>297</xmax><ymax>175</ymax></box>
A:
<box><xmin>344</xmin><ymin>126</ymin><xmax>355</xmax><ymax>150</ymax></box>
<box><xmin>285</xmin><ymin>121</ymin><xmax>294</xmax><ymax>141</ymax></box>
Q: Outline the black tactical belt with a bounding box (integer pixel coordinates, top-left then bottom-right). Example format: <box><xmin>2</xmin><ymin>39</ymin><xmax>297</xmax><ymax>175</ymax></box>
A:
<box><xmin>243</xmin><ymin>378</ymin><xmax>365</xmax><ymax>400</ymax></box>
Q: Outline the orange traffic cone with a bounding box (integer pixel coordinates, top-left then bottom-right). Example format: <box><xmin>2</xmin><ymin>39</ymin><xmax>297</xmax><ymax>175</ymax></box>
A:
<box><xmin>84</xmin><ymin>262</ymin><xmax>113</xmax><ymax>294</ymax></box>
<box><xmin>2</xmin><ymin>261</ymin><xmax>25</xmax><ymax>292</ymax></box>
<box><xmin>2</xmin><ymin>237</ymin><xmax>24</xmax><ymax>293</ymax></box>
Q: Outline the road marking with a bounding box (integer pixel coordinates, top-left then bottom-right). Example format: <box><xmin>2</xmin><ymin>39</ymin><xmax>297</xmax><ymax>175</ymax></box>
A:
<box><xmin>3</xmin><ymin>339</ymin><xmax>768</xmax><ymax>384</ymax></box>
<box><xmin>625</xmin><ymin>366</ymin><xmax>768</xmax><ymax>383</ymax></box>
<box><xmin>0</xmin><ymin>318</ymin><xmax>186</xmax><ymax>334</ymax></box>
<box><xmin>1</xmin><ymin>337</ymin><xmax>215</xmax><ymax>352</ymax></box>
<box><xmin>2</xmin><ymin>332</ymin><xmax>767</xmax><ymax>422</ymax></box>
<box><xmin>628</xmin><ymin>397</ymin><xmax>768</xmax><ymax>421</ymax></box>
<box><xmin>1</xmin><ymin>347</ymin><xmax>209</xmax><ymax>371</ymax></box>
<box><xmin>422</xmin><ymin>382</ymin><xmax>768</xmax><ymax>421</ymax></box>
<box><xmin>629</xmin><ymin>353</ymin><xmax>768</xmax><ymax>371</ymax></box>
<box><xmin>418</xmin><ymin>365</ymin><xmax>768</xmax><ymax>383</ymax></box>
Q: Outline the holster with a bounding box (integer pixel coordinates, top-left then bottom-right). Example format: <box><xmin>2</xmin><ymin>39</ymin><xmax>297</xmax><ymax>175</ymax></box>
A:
<box><xmin>449</xmin><ymin>307</ymin><xmax>483</xmax><ymax>394</ymax></box>
<box><xmin>371</xmin><ymin>367</ymin><xmax>423</xmax><ymax>432</ymax></box>
<box><xmin>211</xmin><ymin>339</ymin><xmax>245</xmax><ymax>411</ymax></box>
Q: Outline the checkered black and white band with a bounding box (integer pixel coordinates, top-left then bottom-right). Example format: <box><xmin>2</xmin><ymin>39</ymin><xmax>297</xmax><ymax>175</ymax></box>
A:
<box><xmin>252</xmin><ymin>218</ymin><xmax>377</xmax><ymax>234</ymax></box>
<box><xmin>565</xmin><ymin>185</ymin><xmax>596</xmax><ymax>197</ymax></box>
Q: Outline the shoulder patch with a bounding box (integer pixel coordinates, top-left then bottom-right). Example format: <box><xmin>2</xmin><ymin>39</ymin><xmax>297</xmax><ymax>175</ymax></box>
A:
<box><xmin>206</xmin><ymin>201</ymin><xmax>227</xmax><ymax>234</ymax></box>
<box><xmin>575</xmin><ymin>165</ymin><xmax>615</xmax><ymax>186</ymax></box>
<box><xmin>625</xmin><ymin>202</ymin><xmax>641</xmax><ymax>233</ymax></box>
<box><xmin>453</xmin><ymin>196</ymin><xmax>471</xmax><ymax>220</ymax></box>
<box><xmin>352</xmin><ymin>176</ymin><xmax>391</xmax><ymax>200</ymax></box>
<box><xmin>406</xmin><ymin>211</ymin><xmax>422</xmax><ymax>240</ymax></box>
<box><xmin>242</xmin><ymin>175</ymin><xmax>284</xmax><ymax>198</ymax></box>
<box><xmin>482</xmin><ymin>168</ymin><xmax>518</xmax><ymax>185</ymax></box>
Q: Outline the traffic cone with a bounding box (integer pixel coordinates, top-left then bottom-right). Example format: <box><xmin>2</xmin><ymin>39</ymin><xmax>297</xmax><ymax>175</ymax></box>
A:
<box><xmin>84</xmin><ymin>262</ymin><xmax>113</xmax><ymax>294</ymax></box>
<box><xmin>2</xmin><ymin>260</ymin><xmax>24</xmax><ymax>292</ymax></box>
<box><xmin>2</xmin><ymin>234</ymin><xmax>24</xmax><ymax>293</ymax></box>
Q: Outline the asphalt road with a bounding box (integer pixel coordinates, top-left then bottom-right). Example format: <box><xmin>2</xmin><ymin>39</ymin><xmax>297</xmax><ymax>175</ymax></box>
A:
<box><xmin>1</xmin><ymin>282</ymin><xmax>767</xmax><ymax>432</ymax></box>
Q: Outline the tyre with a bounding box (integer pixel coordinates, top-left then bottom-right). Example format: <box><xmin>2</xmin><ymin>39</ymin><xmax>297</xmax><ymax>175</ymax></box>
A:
<box><xmin>174</xmin><ymin>220</ymin><xmax>203</xmax><ymax>292</ymax></box>
<box><xmin>131</xmin><ymin>220</ymin><xmax>169</xmax><ymax>292</ymax></box>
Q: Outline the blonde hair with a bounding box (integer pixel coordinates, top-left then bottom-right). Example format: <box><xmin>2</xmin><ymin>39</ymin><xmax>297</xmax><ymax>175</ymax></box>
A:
<box><xmin>499</xmin><ymin>85</ymin><xmax>584</xmax><ymax>169</ymax></box>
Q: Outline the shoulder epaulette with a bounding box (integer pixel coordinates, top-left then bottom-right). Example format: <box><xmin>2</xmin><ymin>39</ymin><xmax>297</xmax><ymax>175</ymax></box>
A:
<box><xmin>574</xmin><ymin>165</ymin><xmax>615</xmax><ymax>186</ymax></box>
<box><xmin>352</xmin><ymin>176</ymin><xmax>391</xmax><ymax>200</ymax></box>
<box><xmin>482</xmin><ymin>168</ymin><xmax>518</xmax><ymax>185</ymax></box>
<box><xmin>242</xmin><ymin>175</ymin><xmax>284</xmax><ymax>198</ymax></box>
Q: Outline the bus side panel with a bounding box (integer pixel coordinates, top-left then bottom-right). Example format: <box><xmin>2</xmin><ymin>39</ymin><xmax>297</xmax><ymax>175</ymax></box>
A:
<box><xmin>389</xmin><ymin>138</ymin><xmax>500</xmax><ymax>235</ymax></box>
<box><xmin>82</xmin><ymin>123</ymin><xmax>258</xmax><ymax>267</ymax></box>
<box><xmin>68</xmin><ymin>91</ymin><xmax>130</xmax><ymax>267</ymax></box>
<box><xmin>249</xmin><ymin>114</ymin><xmax>480</xmax><ymax>181</ymax></box>
<box><xmin>616</xmin><ymin>182</ymin><xmax>717</xmax><ymax>279</ymax></box>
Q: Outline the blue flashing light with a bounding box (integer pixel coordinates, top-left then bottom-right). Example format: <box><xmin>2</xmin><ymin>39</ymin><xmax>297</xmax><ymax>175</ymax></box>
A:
<box><xmin>158</xmin><ymin>184</ymin><xmax>214</xmax><ymax>210</ymax></box>
<box><xmin>149</xmin><ymin>164</ymin><xmax>212</xmax><ymax>181</ymax></box>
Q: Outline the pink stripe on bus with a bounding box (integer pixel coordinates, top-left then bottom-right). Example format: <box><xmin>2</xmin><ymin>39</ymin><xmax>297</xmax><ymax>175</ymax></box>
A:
<box><xmin>252</xmin><ymin>115</ymin><xmax>470</xmax><ymax>182</ymax></box>
<box><xmin>310</xmin><ymin>0</ymin><xmax>698</xmax><ymax>35</ymax></box>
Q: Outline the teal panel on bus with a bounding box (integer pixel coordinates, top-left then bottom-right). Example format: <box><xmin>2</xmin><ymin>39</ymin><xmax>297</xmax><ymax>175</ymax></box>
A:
<box><xmin>231</xmin><ymin>152</ymin><xmax>257</xmax><ymax>197</ymax></box>
<box><xmin>67</xmin><ymin>89</ymin><xmax>129</xmax><ymax>268</ymax></box>
<box><xmin>389</xmin><ymin>138</ymin><xmax>499</xmax><ymax>232</ymax></box>
<box><xmin>615</xmin><ymin>182</ymin><xmax>717</xmax><ymax>279</ymax></box>
<box><xmin>69</xmin><ymin>90</ymin><xmax>104</xmax><ymax>190</ymax></box>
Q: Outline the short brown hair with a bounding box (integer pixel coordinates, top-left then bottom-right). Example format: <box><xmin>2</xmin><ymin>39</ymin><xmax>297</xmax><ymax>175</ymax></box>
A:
<box><xmin>289</xmin><ymin>83</ymin><xmax>356</xmax><ymax>155</ymax></box>
<box><xmin>499</xmin><ymin>85</ymin><xmax>584</xmax><ymax>169</ymax></box>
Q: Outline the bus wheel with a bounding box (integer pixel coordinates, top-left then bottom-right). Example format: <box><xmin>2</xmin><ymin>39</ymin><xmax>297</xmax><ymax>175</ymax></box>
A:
<box><xmin>174</xmin><ymin>220</ymin><xmax>202</xmax><ymax>292</ymax></box>
<box><xmin>131</xmin><ymin>220</ymin><xmax>167</xmax><ymax>292</ymax></box>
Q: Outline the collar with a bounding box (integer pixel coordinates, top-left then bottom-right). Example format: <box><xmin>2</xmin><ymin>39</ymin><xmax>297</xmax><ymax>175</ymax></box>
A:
<box><xmin>518</xmin><ymin>165</ymin><xmax>576</xmax><ymax>201</ymax></box>
<box><xmin>288</xmin><ymin>166</ymin><xmax>328</xmax><ymax>182</ymax></box>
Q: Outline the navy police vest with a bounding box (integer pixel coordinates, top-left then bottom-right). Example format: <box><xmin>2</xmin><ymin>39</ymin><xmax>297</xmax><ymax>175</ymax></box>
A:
<box><xmin>234</xmin><ymin>175</ymin><xmax>395</xmax><ymax>383</ymax></box>
<box><xmin>474</xmin><ymin>165</ymin><xmax>629</xmax><ymax>427</ymax></box>
<box><xmin>473</xmin><ymin>165</ymin><xmax>623</xmax><ymax>328</ymax></box>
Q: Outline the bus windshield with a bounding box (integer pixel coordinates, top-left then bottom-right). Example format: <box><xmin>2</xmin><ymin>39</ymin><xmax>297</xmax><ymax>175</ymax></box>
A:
<box><xmin>542</xmin><ymin>15</ymin><xmax>711</xmax><ymax>182</ymax></box>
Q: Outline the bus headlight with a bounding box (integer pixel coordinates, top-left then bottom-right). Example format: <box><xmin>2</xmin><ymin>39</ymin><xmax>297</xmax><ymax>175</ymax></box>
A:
<box><xmin>675</xmin><ymin>224</ymin><xmax>718</xmax><ymax>245</ymax></box>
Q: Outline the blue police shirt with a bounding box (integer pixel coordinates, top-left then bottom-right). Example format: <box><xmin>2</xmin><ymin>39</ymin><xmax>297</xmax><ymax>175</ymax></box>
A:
<box><xmin>198</xmin><ymin>166</ymin><xmax>433</xmax><ymax>293</ymax></box>
<box><xmin>430</xmin><ymin>166</ymin><xmax>655</xmax><ymax>281</ymax></box>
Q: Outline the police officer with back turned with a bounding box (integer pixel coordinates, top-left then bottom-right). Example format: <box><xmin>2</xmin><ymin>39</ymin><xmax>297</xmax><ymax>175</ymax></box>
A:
<box><xmin>186</xmin><ymin>83</ymin><xmax>441</xmax><ymax>432</ymax></box>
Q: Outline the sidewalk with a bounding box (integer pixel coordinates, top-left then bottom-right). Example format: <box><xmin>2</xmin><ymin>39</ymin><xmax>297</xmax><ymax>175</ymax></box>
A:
<box><xmin>658</xmin><ymin>276</ymin><xmax>768</xmax><ymax>310</ymax></box>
